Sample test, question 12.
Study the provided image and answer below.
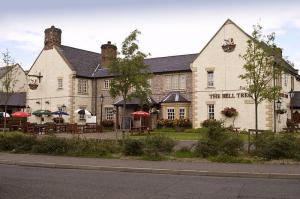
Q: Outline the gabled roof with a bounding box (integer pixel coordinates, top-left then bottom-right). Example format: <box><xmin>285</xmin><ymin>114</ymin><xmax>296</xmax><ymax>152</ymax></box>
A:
<box><xmin>0</xmin><ymin>64</ymin><xmax>25</xmax><ymax>79</ymax></box>
<box><xmin>161</xmin><ymin>92</ymin><xmax>190</xmax><ymax>103</ymax></box>
<box><xmin>55</xmin><ymin>45</ymin><xmax>196</xmax><ymax>78</ymax></box>
<box><xmin>196</xmin><ymin>19</ymin><xmax>299</xmax><ymax>77</ymax></box>
<box><xmin>114</xmin><ymin>96</ymin><xmax>158</xmax><ymax>107</ymax></box>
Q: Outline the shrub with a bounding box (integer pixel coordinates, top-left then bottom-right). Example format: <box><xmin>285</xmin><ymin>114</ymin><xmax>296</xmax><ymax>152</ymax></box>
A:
<box><xmin>0</xmin><ymin>132</ymin><xmax>36</xmax><ymax>152</ymax></box>
<box><xmin>32</xmin><ymin>136</ymin><xmax>69</xmax><ymax>155</ymax></box>
<box><xmin>143</xmin><ymin>135</ymin><xmax>176</xmax><ymax>160</ymax></box>
<box><xmin>122</xmin><ymin>139</ymin><xmax>144</xmax><ymax>156</ymax></box>
<box><xmin>194</xmin><ymin>139</ymin><xmax>219</xmax><ymax>157</ymax></box>
<box><xmin>221</xmin><ymin>136</ymin><xmax>243</xmax><ymax>156</ymax></box>
<box><xmin>157</xmin><ymin>119</ymin><xmax>192</xmax><ymax>129</ymax></box>
<box><xmin>102</xmin><ymin>120</ymin><xmax>114</xmax><ymax>128</ymax></box>
<box><xmin>201</xmin><ymin>119</ymin><xmax>223</xmax><ymax>128</ymax></box>
<box><xmin>254</xmin><ymin>133</ymin><xmax>299</xmax><ymax>160</ymax></box>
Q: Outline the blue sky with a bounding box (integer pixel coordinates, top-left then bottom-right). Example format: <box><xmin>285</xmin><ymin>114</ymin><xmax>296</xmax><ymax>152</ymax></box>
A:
<box><xmin>1</xmin><ymin>0</ymin><xmax>300</xmax><ymax>70</ymax></box>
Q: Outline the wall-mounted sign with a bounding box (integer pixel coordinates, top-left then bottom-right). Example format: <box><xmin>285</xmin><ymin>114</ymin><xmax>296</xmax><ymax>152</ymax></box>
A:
<box><xmin>209</xmin><ymin>92</ymin><xmax>250</xmax><ymax>99</ymax></box>
<box><xmin>222</xmin><ymin>38</ymin><xmax>236</xmax><ymax>53</ymax></box>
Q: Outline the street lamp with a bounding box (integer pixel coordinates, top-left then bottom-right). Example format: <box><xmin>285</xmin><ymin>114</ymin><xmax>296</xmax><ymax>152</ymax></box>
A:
<box><xmin>275</xmin><ymin>99</ymin><xmax>282</xmax><ymax>111</ymax></box>
<box><xmin>289</xmin><ymin>89</ymin><xmax>295</xmax><ymax>122</ymax></box>
<box><xmin>61</xmin><ymin>104</ymin><xmax>66</xmax><ymax>112</ymax></box>
<box><xmin>100</xmin><ymin>94</ymin><xmax>104</xmax><ymax>132</ymax></box>
<box><xmin>26</xmin><ymin>105</ymin><xmax>31</xmax><ymax>114</ymax></box>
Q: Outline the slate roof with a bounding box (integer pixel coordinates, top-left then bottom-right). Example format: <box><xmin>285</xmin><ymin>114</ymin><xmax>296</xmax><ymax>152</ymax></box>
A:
<box><xmin>114</xmin><ymin>97</ymin><xmax>158</xmax><ymax>106</ymax></box>
<box><xmin>161</xmin><ymin>92</ymin><xmax>190</xmax><ymax>103</ymax></box>
<box><xmin>57</xmin><ymin>45</ymin><xmax>196</xmax><ymax>78</ymax></box>
<box><xmin>0</xmin><ymin>92</ymin><xmax>26</xmax><ymax>107</ymax></box>
<box><xmin>291</xmin><ymin>91</ymin><xmax>300</xmax><ymax>109</ymax></box>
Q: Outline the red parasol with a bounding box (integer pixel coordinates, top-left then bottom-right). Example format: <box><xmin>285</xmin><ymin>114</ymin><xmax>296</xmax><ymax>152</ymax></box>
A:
<box><xmin>131</xmin><ymin>111</ymin><xmax>150</xmax><ymax>117</ymax></box>
<box><xmin>12</xmin><ymin>111</ymin><xmax>31</xmax><ymax>118</ymax></box>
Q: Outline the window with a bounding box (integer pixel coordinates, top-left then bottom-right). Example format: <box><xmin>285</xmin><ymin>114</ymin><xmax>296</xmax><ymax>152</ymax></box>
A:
<box><xmin>167</xmin><ymin>108</ymin><xmax>175</xmax><ymax>120</ymax></box>
<box><xmin>207</xmin><ymin>71</ymin><xmax>214</xmax><ymax>87</ymax></box>
<box><xmin>284</xmin><ymin>74</ymin><xmax>288</xmax><ymax>87</ymax></box>
<box><xmin>78</xmin><ymin>79</ymin><xmax>88</xmax><ymax>94</ymax></box>
<box><xmin>208</xmin><ymin>104</ymin><xmax>215</xmax><ymax>119</ymax></box>
<box><xmin>105</xmin><ymin>107</ymin><xmax>114</xmax><ymax>120</ymax></box>
<box><xmin>104</xmin><ymin>80</ymin><xmax>110</xmax><ymax>90</ymax></box>
<box><xmin>57</xmin><ymin>78</ymin><xmax>63</xmax><ymax>89</ymax></box>
<box><xmin>165</xmin><ymin>74</ymin><xmax>186</xmax><ymax>91</ymax></box>
<box><xmin>291</xmin><ymin>76</ymin><xmax>294</xmax><ymax>90</ymax></box>
<box><xmin>179</xmin><ymin>108</ymin><xmax>185</xmax><ymax>119</ymax></box>
<box><xmin>275</xmin><ymin>74</ymin><xmax>282</xmax><ymax>87</ymax></box>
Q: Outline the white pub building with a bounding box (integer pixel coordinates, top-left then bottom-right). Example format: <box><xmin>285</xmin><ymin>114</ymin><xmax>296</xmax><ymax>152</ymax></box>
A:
<box><xmin>26</xmin><ymin>19</ymin><xmax>300</xmax><ymax>131</ymax></box>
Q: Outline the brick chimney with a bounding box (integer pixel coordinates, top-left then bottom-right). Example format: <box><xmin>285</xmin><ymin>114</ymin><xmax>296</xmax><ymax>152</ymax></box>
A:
<box><xmin>44</xmin><ymin>26</ymin><xmax>62</xmax><ymax>50</ymax></box>
<box><xmin>101</xmin><ymin>41</ymin><xmax>117</xmax><ymax>67</ymax></box>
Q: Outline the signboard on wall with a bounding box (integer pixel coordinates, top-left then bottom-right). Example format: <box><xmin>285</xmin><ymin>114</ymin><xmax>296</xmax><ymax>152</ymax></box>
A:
<box><xmin>86</xmin><ymin>115</ymin><xmax>96</xmax><ymax>124</ymax></box>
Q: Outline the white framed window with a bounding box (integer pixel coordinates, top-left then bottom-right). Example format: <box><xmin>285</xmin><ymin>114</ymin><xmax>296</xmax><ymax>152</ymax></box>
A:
<box><xmin>78</xmin><ymin>79</ymin><xmax>88</xmax><ymax>94</ymax></box>
<box><xmin>275</xmin><ymin>74</ymin><xmax>282</xmax><ymax>87</ymax></box>
<box><xmin>104</xmin><ymin>80</ymin><xmax>110</xmax><ymax>90</ymax></box>
<box><xmin>167</xmin><ymin>108</ymin><xmax>175</xmax><ymax>120</ymax></box>
<box><xmin>207</xmin><ymin>104</ymin><xmax>215</xmax><ymax>119</ymax></box>
<box><xmin>179</xmin><ymin>108</ymin><xmax>185</xmax><ymax>119</ymax></box>
<box><xmin>57</xmin><ymin>78</ymin><xmax>63</xmax><ymax>89</ymax></box>
<box><xmin>105</xmin><ymin>107</ymin><xmax>114</xmax><ymax>120</ymax></box>
<box><xmin>165</xmin><ymin>74</ymin><xmax>186</xmax><ymax>91</ymax></box>
<box><xmin>207</xmin><ymin>71</ymin><xmax>214</xmax><ymax>87</ymax></box>
<box><xmin>284</xmin><ymin>73</ymin><xmax>288</xmax><ymax>87</ymax></box>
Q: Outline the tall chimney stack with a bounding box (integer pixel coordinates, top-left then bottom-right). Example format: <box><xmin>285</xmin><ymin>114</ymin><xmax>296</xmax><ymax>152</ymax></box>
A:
<box><xmin>101</xmin><ymin>41</ymin><xmax>117</xmax><ymax>67</ymax></box>
<box><xmin>44</xmin><ymin>26</ymin><xmax>62</xmax><ymax>50</ymax></box>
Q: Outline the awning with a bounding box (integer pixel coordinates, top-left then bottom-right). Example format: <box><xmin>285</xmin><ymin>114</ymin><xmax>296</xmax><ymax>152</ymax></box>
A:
<box><xmin>0</xmin><ymin>92</ymin><xmax>26</xmax><ymax>107</ymax></box>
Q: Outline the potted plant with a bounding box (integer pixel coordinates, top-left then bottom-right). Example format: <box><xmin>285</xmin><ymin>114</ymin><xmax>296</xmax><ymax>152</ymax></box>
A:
<box><xmin>221</xmin><ymin>107</ymin><xmax>238</xmax><ymax>127</ymax></box>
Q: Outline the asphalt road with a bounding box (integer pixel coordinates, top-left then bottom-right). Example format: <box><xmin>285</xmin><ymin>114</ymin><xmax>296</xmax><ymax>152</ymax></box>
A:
<box><xmin>1</xmin><ymin>164</ymin><xmax>300</xmax><ymax>199</ymax></box>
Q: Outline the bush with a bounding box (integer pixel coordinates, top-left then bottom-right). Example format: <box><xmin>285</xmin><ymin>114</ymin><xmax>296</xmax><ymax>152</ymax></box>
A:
<box><xmin>0</xmin><ymin>132</ymin><xmax>37</xmax><ymax>152</ymax></box>
<box><xmin>122</xmin><ymin>139</ymin><xmax>144</xmax><ymax>156</ymax></box>
<box><xmin>143</xmin><ymin>135</ymin><xmax>176</xmax><ymax>160</ymax></box>
<box><xmin>221</xmin><ymin>136</ymin><xmax>243</xmax><ymax>156</ymax></box>
<box><xmin>157</xmin><ymin>119</ymin><xmax>192</xmax><ymax>129</ymax></box>
<box><xmin>102</xmin><ymin>120</ymin><xmax>114</xmax><ymax>128</ymax></box>
<box><xmin>194</xmin><ymin>125</ymin><xmax>243</xmax><ymax>157</ymax></box>
<box><xmin>254</xmin><ymin>133</ymin><xmax>299</xmax><ymax>160</ymax></box>
<box><xmin>32</xmin><ymin>136</ymin><xmax>69</xmax><ymax>155</ymax></box>
<box><xmin>201</xmin><ymin>119</ymin><xmax>223</xmax><ymax>128</ymax></box>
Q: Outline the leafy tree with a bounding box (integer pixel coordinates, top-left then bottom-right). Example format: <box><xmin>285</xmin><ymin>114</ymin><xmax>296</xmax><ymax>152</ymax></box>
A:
<box><xmin>240</xmin><ymin>24</ymin><xmax>282</xmax><ymax>133</ymax></box>
<box><xmin>108</xmin><ymin>30</ymin><xmax>152</xmax><ymax>129</ymax></box>
<box><xmin>0</xmin><ymin>50</ymin><xmax>19</xmax><ymax>130</ymax></box>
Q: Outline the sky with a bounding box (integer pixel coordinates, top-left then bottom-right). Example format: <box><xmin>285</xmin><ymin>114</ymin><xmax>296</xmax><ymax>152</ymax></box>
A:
<box><xmin>0</xmin><ymin>0</ymin><xmax>300</xmax><ymax>70</ymax></box>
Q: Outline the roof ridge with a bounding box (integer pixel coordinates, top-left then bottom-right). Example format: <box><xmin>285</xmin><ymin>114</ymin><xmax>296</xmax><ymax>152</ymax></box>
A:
<box><xmin>145</xmin><ymin>53</ymin><xmax>198</xmax><ymax>60</ymax></box>
<box><xmin>60</xmin><ymin>45</ymin><xmax>100</xmax><ymax>55</ymax></box>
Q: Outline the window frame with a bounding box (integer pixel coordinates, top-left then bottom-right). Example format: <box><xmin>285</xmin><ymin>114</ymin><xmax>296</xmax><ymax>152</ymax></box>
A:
<box><xmin>167</xmin><ymin>107</ymin><xmax>175</xmax><ymax>120</ymax></box>
<box><xmin>207</xmin><ymin>71</ymin><xmax>214</xmax><ymax>88</ymax></box>
<box><xmin>179</xmin><ymin>107</ymin><xmax>185</xmax><ymax>119</ymax></box>
<box><xmin>78</xmin><ymin>79</ymin><xmax>88</xmax><ymax>94</ymax></box>
<box><xmin>57</xmin><ymin>78</ymin><xmax>63</xmax><ymax>89</ymax></box>
<box><xmin>103</xmin><ymin>80</ymin><xmax>110</xmax><ymax>90</ymax></box>
<box><xmin>207</xmin><ymin>104</ymin><xmax>215</xmax><ymax>119</ymax></box>
<box><xmin>105</xmin><ymin>107</ymin><xmax>114</xmax><ymax>120</ymax></box>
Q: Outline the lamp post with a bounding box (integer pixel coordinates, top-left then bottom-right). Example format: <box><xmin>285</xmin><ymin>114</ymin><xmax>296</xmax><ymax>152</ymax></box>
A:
<box><xmin>289</xmin><ymin>89</ymin><xmax>295</xmax><ymax>122</ymax></box>
<box><xmin>100</xmin><ymin>94</ymin><xmax>104</xmax><ymax>132</ymax></box>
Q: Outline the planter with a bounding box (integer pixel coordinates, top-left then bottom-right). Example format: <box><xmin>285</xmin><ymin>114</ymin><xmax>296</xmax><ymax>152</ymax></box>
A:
<box><xmin>29</xmin><ymin>83</ymin><xmax>38</xmax><ymax>90</ymax></box>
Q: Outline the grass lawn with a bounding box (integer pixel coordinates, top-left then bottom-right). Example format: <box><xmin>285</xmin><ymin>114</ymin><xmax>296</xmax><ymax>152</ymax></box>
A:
<box><xmin>130</xmin><ymin>131</ymin><xmax>203</xmax><ymax>141</ymax></box>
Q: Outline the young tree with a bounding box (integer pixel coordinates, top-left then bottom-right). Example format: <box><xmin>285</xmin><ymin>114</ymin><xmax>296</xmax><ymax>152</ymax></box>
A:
<box><xmin>240</xmin><ymin>24</ymin><xmax>282</xmax><ymax>133</ymax></box>
<box><xmin>108</xmin><ymin>29</ymin><xmax>152</xmax><ymax>129</ymax></box>
<box><xmin>0</xmin><ymin>50</ymin><xmax>19</xmax><ymax>130</ymax></box>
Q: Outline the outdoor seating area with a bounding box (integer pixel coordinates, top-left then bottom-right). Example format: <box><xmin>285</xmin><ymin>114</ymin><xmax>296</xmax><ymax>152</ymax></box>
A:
<box><xmin>0</xmin><ymin>122</ymin><xmax>103</xmax><ymax>134</ymax></box>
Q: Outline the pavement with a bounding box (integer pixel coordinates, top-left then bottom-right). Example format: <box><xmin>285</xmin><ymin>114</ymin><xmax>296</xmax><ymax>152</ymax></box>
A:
<box><xmin>1</xmin><ymin>152</ymin><xmax>300</xmax><ymax>179</ymax></box>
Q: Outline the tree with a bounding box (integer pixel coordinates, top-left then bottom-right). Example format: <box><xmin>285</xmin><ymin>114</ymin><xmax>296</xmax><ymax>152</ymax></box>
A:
<box><xmin>0</xmin><ymin>49</ymin><xmax>19</xmax><ymax>130</ymax></box>
<box><xmin>108</xmin><ymin>29</ymin><xmax>152</xmax><ymax>129</ymax></box>
<box><xmin>239</xmin><ymin>24</ymin><xmax>282</xmax><ymax>133</ymax></box>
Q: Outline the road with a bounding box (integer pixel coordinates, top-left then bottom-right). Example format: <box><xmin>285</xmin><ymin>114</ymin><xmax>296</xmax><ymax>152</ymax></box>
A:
<box><xmin>0</xmin><ymin>164</ymin><xmax>300</xmax><ymax>199</ymax></box>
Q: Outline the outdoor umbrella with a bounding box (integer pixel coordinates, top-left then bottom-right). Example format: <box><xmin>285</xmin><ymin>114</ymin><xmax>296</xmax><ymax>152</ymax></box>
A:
<box><xmin>131</xmin><ymin>111</ymin><xmax>150</xmax><ymax>130</ymax></box>
<box><xmin>0</xmin><ymin>112</ymin><xmax>10</xmax><ymax>118</ymax></box>
<box><xmin>74</xmin><ymin>109</ymin><xmax>92</xmax><ymax>116</ymax></box>
<box><xmin>51</xmin><ymin>111</ymin><xmax>69</xmax><ymax>116</ymax></box>
<box><xmin>32</xmin><ymin>110</ymin><xmax>52</xmax><ymax>117</ymax></box>
<box><xmin>12</xmin><ymin>111</ymin><xmax>31</xmax><ymax>118</ymax></box>
<box><xmin>12</xmin><ymin>111</ymin><xmax>31</xmax><ymax>126</ymax></box>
